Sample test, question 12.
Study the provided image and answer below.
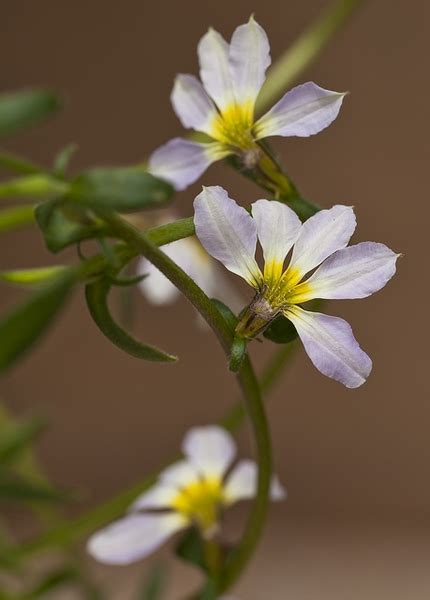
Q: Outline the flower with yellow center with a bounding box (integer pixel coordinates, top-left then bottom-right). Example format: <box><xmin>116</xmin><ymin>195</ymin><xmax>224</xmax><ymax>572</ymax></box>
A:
<box><xmin>194</xmin><ymin>186</ymin><xmax>400</xmax><ymax>389</ymax></box>
<box><xmin>148</xmin><ymin>16</ymin><xmax>346</xmax><ymax>191</ymax></box>
<box><xmin>87</xmin><ymin>426</ymin><xmax>285</xmax><ymax>565</ymax></box>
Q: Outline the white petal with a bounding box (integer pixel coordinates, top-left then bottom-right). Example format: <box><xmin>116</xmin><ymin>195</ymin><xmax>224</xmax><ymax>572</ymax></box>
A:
<box><xmin>148</xmin><ymin>138</ymin><xmax>229</xmax><ymax>191</ymax></box>
<box><xmin>229</xmin><ymin>16</ymin><xmax>271</xmax><ymax>107</ymax></box>
<box><xmin>301</xmin><ymin>242</ymin><xmax>400</xmax><ymax>301</ymax></box>
<box><xmin>193</xmin><ymin>186</ymin><xmax>262</xmax><ymax>286</ymax></box>
<box><xmin>255</xmin><ymin>82</ymin><xmax>345</xmax><ymax>139</ymax></box>
<box><xmin>137</xmin><ymin>255</ymin><xmax>180</xmax><ymax>305</ymax></box>
<box><xmin>285</xmin><ymin>306</ymin><xmax>372</xmax><ymax>388</ymax></box>
<box><xmin>87</xmin><ymin>513</ymin><xmax>187</xmax><ymax>565</ymax></box>
<box><xmin>198</xmin><ymin>28</ymin><xmax>235</xmax><ymax>111</ymax></box>
<box><xmin>159</xmin><ymin>460</ymin><xmax>200</xmax><ymax>488</ymax></box>
<box><xmin>171</xmin><ymin>74</ymin><xmax>218</xmax><ymax>135</ymax></box>
<box><xmin>223</xmin><ymin>460</ymin><xmax>287</xmax><ymax>504</ymax></box>
<box><xmin>182</xmin><ymin>425</ymin><xmax>236</xmax><ymax>480</ymax></box>
<box><xmin>252</xmin><ymin>199</ymin><xmax>301</xmax><ymax>280</ymax></box>
<box><xmin>288</xmin><ymin>205</ymin><xmax>356</xmax><ymax>279</ymax></box>
<box><xmin>130</xmin><ymin>482</ymin><xmax>178</xmax><ymax>511</ymax></box>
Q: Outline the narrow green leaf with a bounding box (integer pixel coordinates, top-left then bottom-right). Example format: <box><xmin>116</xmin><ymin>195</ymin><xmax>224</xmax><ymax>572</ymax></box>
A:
<box><xmin>0</xmin><ymin>268</ymin><xmax>76</xmax><ymax>372</ymax></box>
<box><xmin>0</xmin><ymin>266</ymin><xmax>67</xmax><ymax>286</ymax></box>
<box><xmin>0</xmin><ymin>152</ymin><xmax>43</xmax><ymax>175</ymax></box>
<box><xmin>35</xmin><ymin>199</ymin><xmax>110</xmax><ymax>253</ymax></box>
<box><xmin>0</xmin><ymin>204</ymin><xmax>35</xmax><ymax>233</ymax></box>
<box><xmin>0</xmin><ymin>89</ymin><xmax>61</xmax><ymax>138</ymax></box>
<box><xmin>68</xmin><ymin>167</ymin><xmax>174</xmax><ymax>212</ymax></box>
<box><xmin>85</xmin><ymin>277</ymin><xmax>177</xmax><ymax>363</ymax></box>
<box><xmin>0</xmin><ymin>417</ymin><xmax>45</xmax><ymax>464</ymax></box>
<box><xmin>21</xmin><ymin>566</ymin><xmax>78</xmax><ymax>599</ymax></box>
<box><xmin>0</xmin><ymin>474</ymin><xmax>67</xmax><ymax>504</ymax></box>
<box><xmin>263</xmin><ymin>315</ymin><xmax>298</xmax><ymax>344</ymax></box>
<box><xmin>229</xmin><ymin>335</ymin><xmax>247</xmax><ymax>372</ymax></box>
<box><xmin>53</xmin><ymin>143</ymin><xmax>78</xmax><ymax>177</ymax></box>
<box><xmin>0</xmin><ymin>174</ymin><xmax>68</xmax><ymax>200</ymax></box>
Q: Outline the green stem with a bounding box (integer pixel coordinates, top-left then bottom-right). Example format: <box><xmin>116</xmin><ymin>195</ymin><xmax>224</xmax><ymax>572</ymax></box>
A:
<box><xmin>99</xmin><ymin>212</ymin><xmax>272</xmax><ymax>596</ymax></box>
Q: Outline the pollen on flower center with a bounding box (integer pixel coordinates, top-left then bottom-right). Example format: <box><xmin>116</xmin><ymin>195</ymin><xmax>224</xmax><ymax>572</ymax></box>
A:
<box><xmin>210</xmin><ymin>102</ymin><xmax>255</xmax><ymax>149</ymax></box>
<box><xmin>171</xmin><ymin>477</ymin><xmax>224</xmax><ymax>533</ymax></box>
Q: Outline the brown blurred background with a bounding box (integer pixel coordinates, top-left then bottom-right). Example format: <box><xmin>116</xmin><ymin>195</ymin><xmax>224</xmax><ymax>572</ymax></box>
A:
<box><xmin>1</xmin><ymin>0</ymin><xmax>429</xmax><ymax>598</ymax></box>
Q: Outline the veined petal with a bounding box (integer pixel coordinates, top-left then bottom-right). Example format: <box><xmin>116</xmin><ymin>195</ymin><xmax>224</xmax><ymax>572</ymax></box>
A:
<box><xmin>182</xmin><ymin>425</ymin><xmax>236</xmax><ymax>480</ymax></box>
<box><xmin>159</xmin><ymin>460</ymin><xmax>200</xmax><ymax>488</ymax></box>
<box><xmin>285</xmin><ymin>306</ymin><xmax>372</xmax><ymax>388</ymax></box>
<box><xmin>148</xmin><ymin>138</ymin><xmax>229</xmax><ymax>191</ymax></box>
<box><xmin>194</xmin><ymin>186</ymin><xmax>262</xmax><ymax>286</ymax></box>
<box><xmin>252</xmin><ymin>199</ymin><xmax>301</xmax><ymax>282</ymax></box>
<box><xmin>87</xmin><ymin>513</ymin><xmax>187</xmax><ymax>565</ymax></box>
<box><xmin>171</xmin><ymin>74</ymin><xmax>218</xmax><ymax>135</ymax></box>
<box><xmin>130</xmin><ymin>482</ymin><xmax>178</xmax><ymax>512</ymax></box>
<box><xmin>198</xmin><ymin>28</ymin><xmax>235</xmax><ymax>111</ymax></box>
<box><xmin>223</xmin><ymin>459</ymin><xmax>286</xmax><ymax>505</ymax></box>
<box><xmin>229</xmin><ymin>16</ymin><xmax>271</xmax><ymax>108</ymax></box>
<box><xmin>254</xmin><ymin>82</ymin><xmax>345</xmax><ymax>139</ymax></box>
<box><xmin>291</xmin><ymin>242</ymin><xmax>400</xmax><ymax>302</ymax></box>
<box><xmin>287</xmin><ymin>205</ymin><xmax>356</xmax><ymax>282</ymax></box>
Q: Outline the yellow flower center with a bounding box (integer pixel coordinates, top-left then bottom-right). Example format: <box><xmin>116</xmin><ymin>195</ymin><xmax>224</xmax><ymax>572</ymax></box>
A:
<box><xmin>210</xmin><ymin>101</ymin><xmax>255</xmax><ymax>149</ymax></box>
<box><xmin>171</xmin><ymin>477</ymin><xmax>225</xmax><ymax>533</ymax></box>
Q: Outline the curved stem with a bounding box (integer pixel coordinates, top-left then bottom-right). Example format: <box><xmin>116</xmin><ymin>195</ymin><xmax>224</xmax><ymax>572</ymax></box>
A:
<box><xmin>101</xmin><ymin>212</ymin><xmax>272</xmax><ymax>596</ymax></box>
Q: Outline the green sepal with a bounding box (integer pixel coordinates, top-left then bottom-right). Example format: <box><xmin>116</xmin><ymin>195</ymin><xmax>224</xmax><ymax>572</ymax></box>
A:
<box><xmin>229</xmin><ymin>335</ymin><xmax>247</xmax><ymax>372</ymax></box>
<box><xmin>263</xmin><ymin>314</ymin><xmax>298</xmax><ymax>344</ymax></box>
<box><xmin>68</xmin><ymin>167</ymin><xmax>174</xmax><ymax>213</ymax></box>
<box><xmin>0</xmin><ymin>89</ymin><xmax>61</xmax><ymax>138</ymax></box>
<box><xmin>35</xmin><ymin>198</ymin><xmax>110</xmax><ymax>253</ymax></box>
<box><xmin>0</xmin><ymin>266</ymin><xmax>67</xmax><ymax>286</ymax></box>
<box><xmin>85</xmin><ymin>277</ymin><xmax>177</xmax><ymax>363</ymax></box>
<box><xmin>0</xmin><ymin>204</ymin><xmax>35</xmax><ymax>233</ymax></box>
<box><xmin>0</xmin><ymin>267</ymin><xmax>77</xmax><ymax>372</ymax></box>
<box><xmin>175</xmin><ymin>527</ymin><xmax>207</xmax><ymax>573</ymax></box>
<box><xmin>53</xmin><ymin>143</ymin><xmax>78</xmax><ymax>178</ymax></box>
<box><xmin>210</xmin><ymin>298</ymin><xmax>238</xmax><ymax>330</ymax></box>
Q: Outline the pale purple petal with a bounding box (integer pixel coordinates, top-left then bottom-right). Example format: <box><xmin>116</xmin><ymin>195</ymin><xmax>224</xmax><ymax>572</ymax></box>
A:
<box><xmin>182</xmin><ymin>425</ymin><xmax>236</xmax><ymax>480</ymax></box>
<box><xmin>285</xmin><ymin>306</ymin><xmax>372</xmax><ymax>388</ymax></box>
<box><xmin>223</xmin><ymin>459</ymin><xmax>287</xmax><ymax>504</ymax></box>
<box><xmin>148</xmin><ymin>138</ymin><xmax>228</xmax><ymax>191</ymax></box>
<box><xmin>87</xmin><ymin>513</ymin><xmax>187</xmax><ymax>565</ymax></box>
<box><xmin>288</xmin><ymin>205</ymin><xmax>356</xmax><ymax>279</ymax></box>
<box><xmin>171</xmin><ymin>74</ymin><xmax>218</xmax><ymax>135</ymax></box>
<box><xmin>303</xmin><ymin>242</ymin><xmax>400</xmax><ymax>300</ymax></box>
<box><xmin>198</xmin><ymin>28</ymin><xmax>235</xmax><ymax>111</ymax></box>
<box><xmin>255</xmin><ymin>82</ymin><xmax>345</xmax><ymax>139</ymax></box>
<box><xmin>229</xmin><ymin>16</ymin><xmax>271</xmax><ymax>107</ymax></box>
<box><xmin>252</xmin><ymin>199</ymin><xmax>301</xmax><ymax>280</ymax></box>
<box><xmin>194</xmin><ymin>186</ymin><xmax>262</xmax><ymax>286</ymax></box>
<box><xmin>159</xmin><ymin>460</ymin><xmax>200</xmax><ymax>488</ymax></box>
<box><xmin>130</xmin><ymin>483</ymin><xmax>178</xmax><ymax>512</ymax></box>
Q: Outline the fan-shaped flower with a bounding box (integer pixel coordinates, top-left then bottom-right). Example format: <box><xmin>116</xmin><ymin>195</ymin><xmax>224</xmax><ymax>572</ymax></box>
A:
<box><xmin>87</xmin><ymin>426</ymin><xmax>285</xmax><ymax>565</ymax></box>
<box><xmin>149</xmin><ymin>16</ymin><xmax>345</xmax><ymax>191</ymax></box>
<box><xmin>194</xmin><ymin>186</ymin><xmax>400</xmax><ymax>388</ymax></box>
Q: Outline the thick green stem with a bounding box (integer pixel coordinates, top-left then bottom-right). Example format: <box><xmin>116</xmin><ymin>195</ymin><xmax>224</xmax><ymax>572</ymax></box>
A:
<box><xmin>100</xmin><ymin>212</ymin><xmax>272</xmax><ymax>596</ymax></box>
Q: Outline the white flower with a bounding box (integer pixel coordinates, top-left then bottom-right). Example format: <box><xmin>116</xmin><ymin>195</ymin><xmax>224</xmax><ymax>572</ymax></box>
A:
<box><xmin>148</xmin><ymin>16</ymin><xmax>346</xmax><ymax>191</ymax></box>
<box><xmin>194</xmin><ymin>186</ymin><xmax>400</xmax><ymax>389</ymax></box>
<box><xmin>87</xmin><ymin>426</ymin><xmax>286</xmax><ymax>565</ymax></box>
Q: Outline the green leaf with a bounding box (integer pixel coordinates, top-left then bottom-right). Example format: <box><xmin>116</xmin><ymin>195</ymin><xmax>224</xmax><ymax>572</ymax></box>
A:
<box><xmin>263</xmin><ymin>314</ymin><xmax>298</xmax><ymax>344</ymax></box>
<box><xmin>85</xmin><ymin>277</ymin><xmax>177</xmax><ymax>363</ymax></box>
<box><xmin>175</xmin><ymin>527</ymin><xmax>207</xmax><ymax>573</ymax></box>
<box><xmin>229</xmin><ymin>335</ymin><xmax>247</xmax><ymax>372</ymax></box>
<box><xmin>0</xmin><ymin>417</ymin><xmax>45</xmax><ymax>464</ymax></box>
<box><xmin>138</xmin><ymin>565</ymin><xmax>168</xmax><ymax>600</ymax></box>
<box><xmin>0</xmin><ymin>205</ymin><xmax>35</xmax><ymax>234</ymax></box>
<box><xmin>0</xmin><ymin>268</ymin><xmax>76</xmax><ymax>372</ymax></box>
<box><xmin>0</xmin><ymin>266</ymin><xmax>67</xmax><ymax>286</ymax></box>
<box><xmin>35</xmin><ymin>199</ymin><xmax>110</xmax><ymax>253</ymax></box>
<box><xmin>68</xmin><ymin>167</ymin><xmax>174</xmax><ymax>213</ymax></box>
<box><xmin>0</xmin><ymin>152</ymin><xmax>43</xmax><ymax>175</ymax></box>
<box><xmin>0</xmin><ymin>474</ymin><xmax>67</xmax><ymax>504</ymax></box>
<box><xmin>53</xmin><ymin>143</ymin><xmax>78</xmax><ymax>178</ymax></box>
<box><xmin>0</xmin><ymin>89</ymin><xmax>61</xmax><ymax>138</ymax></box>
<box><xmin>0</xmin><ymin>174</ymin><xmax>68</xmax><ymax>200</ymax></box>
